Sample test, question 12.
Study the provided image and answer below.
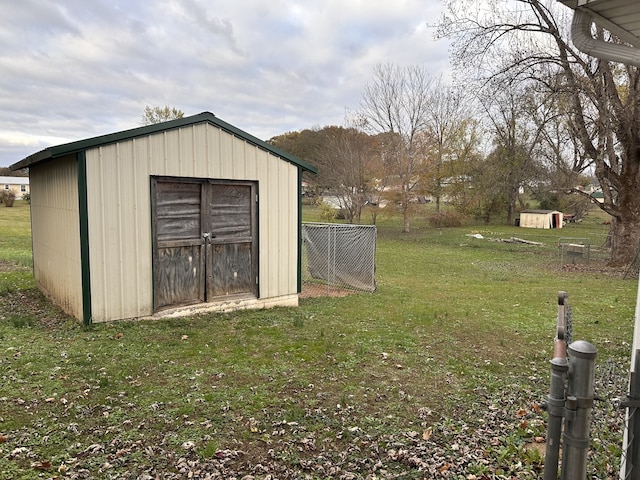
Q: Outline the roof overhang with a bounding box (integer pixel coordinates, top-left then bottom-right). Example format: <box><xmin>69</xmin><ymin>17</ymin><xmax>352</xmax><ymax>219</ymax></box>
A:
<box><xmin>10</xmin><ymin>111</ymin><xmax>317</xmax><ymax>175</ymax></box>
<box><xmin>558</xmin><ymin>0</ymin><xmax>640</xmax><ymax>66</ymax></box>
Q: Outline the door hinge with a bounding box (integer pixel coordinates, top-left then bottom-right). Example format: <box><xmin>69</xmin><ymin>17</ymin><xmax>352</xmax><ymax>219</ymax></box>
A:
<box><xmin>255</xmin><ymin>193</ymin><xmax>259</xmax><ymax>203</ymax></box>
<box><xmin>256</xmin><ymin>276</ymin><xmax>259</xmax><ymax>285</ymax></box>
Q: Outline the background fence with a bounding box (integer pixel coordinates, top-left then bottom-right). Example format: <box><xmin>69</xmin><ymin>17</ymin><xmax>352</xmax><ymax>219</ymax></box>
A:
<box><xmin>301</xmin><ymin>223</ymin><xmax>376</xmax><ymax>297</ymax></box>
<box><xmin>555</xmin><ymin>233</ymin><xmax>612</xmax><ymax>270</ymax></box>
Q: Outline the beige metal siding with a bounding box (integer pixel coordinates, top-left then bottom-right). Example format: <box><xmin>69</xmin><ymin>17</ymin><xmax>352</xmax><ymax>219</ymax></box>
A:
<box><xmin>85</xmin><ymin>122</ymin><xmax>299</xmax><ymax>322</ymax></box>
<box><xmin>30</xmin><ymin>155</ymin><xmax>83</xmax><ymax>319</ymax></box>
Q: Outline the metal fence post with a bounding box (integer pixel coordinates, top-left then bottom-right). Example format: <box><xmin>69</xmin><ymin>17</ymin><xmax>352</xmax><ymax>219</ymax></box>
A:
<box><xmin>544</xmin><ymin>291</ymin><xmax>569</xmax><ymax>480</ymax></box>
<box><xmin>545</xmin><ymin>356</ymin><xmax>569</xmax><ymax>479</ymax></box>
<box><xmin>561</xmin><ymin>340</ymin><xmax>598</xmax><ymax>480</ymax></box>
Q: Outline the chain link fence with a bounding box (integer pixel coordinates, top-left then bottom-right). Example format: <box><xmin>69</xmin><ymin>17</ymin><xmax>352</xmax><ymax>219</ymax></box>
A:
<box><xmin>301</xmin><ymin>223</ymin><xmax>376</xmax><ymax>297</ymax></box>
<box><xmin>555</xmin><ymin>233</ymin><xmax>612</xmax><ymax>270</ymax></box>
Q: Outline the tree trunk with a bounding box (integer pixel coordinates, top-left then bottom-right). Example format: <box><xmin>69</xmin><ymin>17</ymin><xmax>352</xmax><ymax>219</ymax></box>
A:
<box><xmin>611</xmin><ymin>182</ymin><xmax>640</xmax><ymax>265</ymax></box>
<box><xmin>507</xmin><ymin>199</ymin><xmax>516</xmax><ymax>226</ymax></box>
<box><xmin>609</xmin><ymin>217</ymin><xmax>640</xmax><ymax>266</ymax></box>
<box><xmin>597</xmin><ymin>130</ymin><xmax>640</xmax><ymax>266</ymax></box>
<box><xmin>403</xmin><ymin>207</ymin><xmax>410</xmax><ymax>233</ymax></box>
<box><xmin>369</xmin><ymin>207</ymin><xmax>379</xmax><ymax>225</ymax></box>
<box><xmin>402</xmin><ymin>185</ymin><xmax>411</xmax><ymax>233</ymax></box>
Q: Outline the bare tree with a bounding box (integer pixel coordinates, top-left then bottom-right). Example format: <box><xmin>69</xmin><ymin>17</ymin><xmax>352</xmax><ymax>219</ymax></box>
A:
<box><xmin>479</xmin><ymin>83</ymin><xmax>550</xmax><ymax>224</ymax></box>
<box><xmin>315</xmin><ymin>126</ymin><xmax>375</xmax><ymax>224</ymax></box>
<box><xmin>439</xmin><ymin>117</ymin><xmax>484</xmax><ymax>214</ymax></box>
<box><xmin>439</xmin><ymin>0</ymin><xmax>640</xmax><ymax>265</ymax></box>
<box><xmin>141</xmin><ymin>105</ymin><xmax>185</xmax><ymax>125</ymax></box>
<box><xmin>269</xmin><ymin>124</ymin><xmax>379</xmax><ymax>224</ymax></box>
<box><xmin>360</xmin><ymin>63</ymin><xmax>434</xmax><ymax>232</ymax></box>
<box><xmin>423</xmin><ymin>77</ymin><xmax>476</xmax><ymax>213</ymax></box>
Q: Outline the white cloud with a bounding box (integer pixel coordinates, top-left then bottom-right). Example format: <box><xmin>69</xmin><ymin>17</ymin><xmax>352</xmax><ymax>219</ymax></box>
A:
<box><xmin>0</xmin><ymin>0</ymin><xmax>450</xmax><ymax>166</ymax></box>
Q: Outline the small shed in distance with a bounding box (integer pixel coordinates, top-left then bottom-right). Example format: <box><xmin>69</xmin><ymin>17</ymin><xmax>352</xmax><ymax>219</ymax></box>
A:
<box><xmin>10</xmin><ymin>112</ymin><xmax>317</xmax><ymax>324</ymax></box>
<box><xmin>519</xmin><ymin>209</ymin><xmax>563</xmax><ymax>229</ymax></box>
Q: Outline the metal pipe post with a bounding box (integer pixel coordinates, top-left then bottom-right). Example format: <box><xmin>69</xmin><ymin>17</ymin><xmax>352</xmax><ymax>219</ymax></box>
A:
<box><xmin>544</xmin><ymin>356</ymin><xmax>568</xmax><ymax>480</ymax></box>
<box><xmin>543</xmin><ymin>291</ymin><xmax>569</xmax><ymax>480</ymax></box>
<box><xmin>561</xmin><ymin>340</ymin><xmax>597</xmax><ymax>480</ymax></box>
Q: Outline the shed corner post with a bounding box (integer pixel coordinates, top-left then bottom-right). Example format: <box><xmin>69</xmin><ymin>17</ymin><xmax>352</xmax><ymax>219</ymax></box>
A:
<box><xmin>297</xmin><ymin>168</ymin><xmax>304</xmax><ymax>294</ymax></box>
<box><xmin>77</xmin><ymin>151</ymin><xmax>92</xmax><ymax>326</ymax></box>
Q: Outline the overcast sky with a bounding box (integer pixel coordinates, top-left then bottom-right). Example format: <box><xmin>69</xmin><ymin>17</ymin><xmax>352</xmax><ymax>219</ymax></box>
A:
<box><xmin>1</xmin><ymin>0</ymin><xmax>450</xmax><ymax>167</ymax></box>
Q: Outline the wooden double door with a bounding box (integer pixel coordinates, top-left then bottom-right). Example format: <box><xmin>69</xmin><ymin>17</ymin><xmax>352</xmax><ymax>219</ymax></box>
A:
<box><xmin>152</xmin><ymin>177</ymin><xmax>258</xmax><ymax>311</ymax></box>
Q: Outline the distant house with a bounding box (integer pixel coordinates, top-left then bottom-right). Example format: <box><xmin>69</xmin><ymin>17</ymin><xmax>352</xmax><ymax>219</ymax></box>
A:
<box><xmin>519</xmin><ymin>210</ymin><xmax>563</xmax><ymax>229</ymax></box>
<box><xmin>10</xmin><ymin>112</ymin><xmax>317</xmax><ymax>324</ymax></box>
<box><xmin>591</xmin><ymin>191</ymin><xmax>604</xmax><ymax>204</ymax></box>
<box><xmin>0</xmin><ymin>176</ymin><xmax>29</xmax><ymax>199</ymax></box>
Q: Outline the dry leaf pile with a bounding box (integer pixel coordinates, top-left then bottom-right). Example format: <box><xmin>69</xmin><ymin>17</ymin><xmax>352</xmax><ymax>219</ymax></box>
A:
<box><xmin>3</xmin><ymin>359</ymin><xmax>626</xmax><ymax>479</ymax></box>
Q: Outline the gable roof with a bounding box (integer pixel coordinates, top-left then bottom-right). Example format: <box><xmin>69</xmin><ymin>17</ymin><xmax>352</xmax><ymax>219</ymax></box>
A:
<box><xmin>521</xmin><ymin>210</ymin><xmax>561</xmax><ymax>214</ymax></box>
<box><xmin>0</xmin><ymin>176</ymin><xmax>29</xmax><ymax>185</ymax></box>
<box><xmin>10</xmin><ymin>111</ymin><xmax>317</xmax><ymax>174</ymax></box>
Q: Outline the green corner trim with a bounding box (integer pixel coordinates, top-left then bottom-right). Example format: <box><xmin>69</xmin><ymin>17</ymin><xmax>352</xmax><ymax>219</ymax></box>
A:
<box><xmin>297</xmin><ymin>168</ymin><xmax>303</xmax><ymax>294</ymax></box>
<box><xmin>77</xmin><ymin>152</ymin><xmax>92</xmax><ymax>325</ymax></box>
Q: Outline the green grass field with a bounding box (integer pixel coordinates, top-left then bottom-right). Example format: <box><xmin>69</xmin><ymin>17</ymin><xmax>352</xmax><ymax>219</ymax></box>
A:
<box><xmin>0</xmin><ymin>201</ymin><xmax>634</xmax><ymax>478</ymax></box>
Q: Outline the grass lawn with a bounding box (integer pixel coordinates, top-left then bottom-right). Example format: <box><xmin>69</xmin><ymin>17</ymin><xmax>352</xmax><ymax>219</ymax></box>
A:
<box><xmin>0</xmin><ymin>201</ymin><xmax>634</xmax><ymax>478</ymax></box>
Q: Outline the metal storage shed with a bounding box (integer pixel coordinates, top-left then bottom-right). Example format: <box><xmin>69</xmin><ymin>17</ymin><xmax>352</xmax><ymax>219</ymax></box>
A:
<box><xmin>10</xmin><ymin>112</ymin><xmax>317</xmax><ymax>324</ymax></box>
<box><xmin>519</xmin><ymin>209</ymin><xmax>564</xmax><ymax>229</ymax></box>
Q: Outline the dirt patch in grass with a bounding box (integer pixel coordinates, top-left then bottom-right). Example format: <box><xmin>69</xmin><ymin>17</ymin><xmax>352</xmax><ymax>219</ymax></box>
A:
<box><xmin>0</xmin><ymin>260</ymin><xmax>19</xmax><ymax>272</ymax></box>
<box><xmin>300</xmin><ymin>284</ymin><xmax>355</xmax><ymax>298</ymax></box>
<box><xmin>561</xmin><ymin>259</ymin><xmax>627</xmax><ymax>278</ymax></box>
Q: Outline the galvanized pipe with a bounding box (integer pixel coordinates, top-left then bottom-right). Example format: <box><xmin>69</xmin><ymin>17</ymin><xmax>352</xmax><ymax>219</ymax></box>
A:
<box><xmin>562</xmin><ymin>340</ymin><xmax>597</xmax><ymax>480</ymax></box>
<box><xmin>543</xmin><ymin>291</ymin><xmax>569</xmax><ymax>480</ymax></box>
<box><xmin>544</xmin><ymin>356</ymin><xmax>568</xmax><ymax>480</ymax></box>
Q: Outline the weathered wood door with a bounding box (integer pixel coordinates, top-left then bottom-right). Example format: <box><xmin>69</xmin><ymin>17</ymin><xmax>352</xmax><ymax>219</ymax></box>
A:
<box><xmin>206</xmin><ymin>181</ymin><xmax>257</xmax><ymax>298</ymax></box>
<box><xmin>152</xmin><ymin>178</ymin><xmax>258</xmax><ymax>311</ymax></box>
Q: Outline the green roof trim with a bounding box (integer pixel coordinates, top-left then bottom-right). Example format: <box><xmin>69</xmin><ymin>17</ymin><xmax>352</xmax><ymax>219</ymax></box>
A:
<box><xmin>10</xmin><ymin>111</ymin><xmax>317</xmax><ymax>174</ymax></box>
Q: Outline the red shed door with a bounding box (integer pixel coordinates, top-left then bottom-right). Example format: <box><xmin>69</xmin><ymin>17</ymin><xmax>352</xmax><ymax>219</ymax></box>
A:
<box><xmin>152</xmin><ymin>178</ymin><xmax>258</xmax><ymax>311</ymax></box>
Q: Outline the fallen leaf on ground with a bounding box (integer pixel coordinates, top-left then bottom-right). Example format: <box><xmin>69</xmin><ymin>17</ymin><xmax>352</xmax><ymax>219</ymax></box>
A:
<box><xmin>32</xmin><ymin>460</ymin><xmax>51</xmax><ymax>471</ymax></box>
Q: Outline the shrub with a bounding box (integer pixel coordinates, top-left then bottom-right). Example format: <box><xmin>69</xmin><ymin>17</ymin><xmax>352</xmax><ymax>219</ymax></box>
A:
<box><xmin>0</xmin><ymin>190</ymin><xmax>15</xmax><ymax>207</ymax></box>
<box><xmin>427</xmin><ymin>210</ymin><xmax>465</xmax><ymax>228</ymax></box>
<box><xmin>317</xmin><ymin>201</ymin><xmax>337</xmax><ymax>222</ymax></box>
<box><xmin>22</xmin><ymin>193</ymin><xmax>30</xmax><ymax>203</ymax></box>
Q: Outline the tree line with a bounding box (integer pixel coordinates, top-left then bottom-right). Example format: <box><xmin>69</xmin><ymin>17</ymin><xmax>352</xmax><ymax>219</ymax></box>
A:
<box><xmin>268</xmin><ymin>65</ymin><xmax>590</xmax><ymax>235</ymax></box>
<box><xmin>273</xmin><ymin>0</ymin><xmax>640</xmax><ymax>266</ymax></box>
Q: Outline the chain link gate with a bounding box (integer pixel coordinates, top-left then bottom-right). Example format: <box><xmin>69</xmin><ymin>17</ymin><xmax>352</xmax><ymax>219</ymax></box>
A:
<box><xmin>301</xmin><ymin>223</ymin><xmax>376</xmax><ymax>297</ymax></box>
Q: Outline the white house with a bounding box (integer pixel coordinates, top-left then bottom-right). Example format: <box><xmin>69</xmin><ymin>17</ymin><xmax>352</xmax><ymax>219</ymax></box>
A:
<box><xmin>0</xmin><ymin>176</ymin><xmax>29</xmax><ymax>199</ymax></box>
